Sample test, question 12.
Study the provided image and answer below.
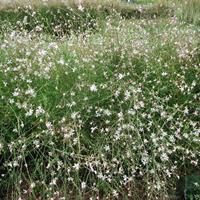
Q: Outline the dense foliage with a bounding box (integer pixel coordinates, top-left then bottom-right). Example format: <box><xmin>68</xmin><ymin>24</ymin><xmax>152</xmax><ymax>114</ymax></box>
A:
<box><xmin>0</xmin><ymin>0</ymin><xmax>199</xmax><ymax>199</ymax></box>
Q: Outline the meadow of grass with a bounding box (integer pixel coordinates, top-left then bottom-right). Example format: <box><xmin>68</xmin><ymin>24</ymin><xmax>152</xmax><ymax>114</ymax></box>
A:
<box><xmin>0</xmin><ymin>0</ymin><xmax>200</xmax><ymax>199</ymax></box>
<box><xmin>176</xmin><ymin>0</ymin><xmax>200</xmax><ymax>25</ymax></box>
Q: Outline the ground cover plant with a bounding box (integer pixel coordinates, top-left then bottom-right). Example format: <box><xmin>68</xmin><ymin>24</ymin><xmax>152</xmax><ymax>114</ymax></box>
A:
<box><xmin>0</xmin><ymin>0</ymin><xmax>199</xmax><ymax>199</ymax></box>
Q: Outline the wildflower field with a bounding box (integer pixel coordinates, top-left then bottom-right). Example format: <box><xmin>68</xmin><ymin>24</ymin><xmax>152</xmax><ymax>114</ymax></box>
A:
<box><xmin>0</xmin><ymin>0</ymin><xmax>200</xmax><ymax>199</ymax></box>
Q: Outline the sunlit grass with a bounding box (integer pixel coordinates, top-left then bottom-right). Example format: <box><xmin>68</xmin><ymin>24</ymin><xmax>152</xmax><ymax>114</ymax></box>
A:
<box><xmin>177</xmin><ymin>0</ymin><xmax>200</xmax><ymax>25</ymax></box>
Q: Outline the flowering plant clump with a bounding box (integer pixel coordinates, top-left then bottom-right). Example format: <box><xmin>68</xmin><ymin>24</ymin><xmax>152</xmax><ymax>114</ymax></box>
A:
<box><xmin>0</xmin><ymin>1</ymin><xmax>200</xmax><ymax>200</ymax></box>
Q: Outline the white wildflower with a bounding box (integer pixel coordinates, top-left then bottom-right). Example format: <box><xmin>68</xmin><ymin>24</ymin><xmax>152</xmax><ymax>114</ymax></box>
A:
<box><xmin>90</xmin><ymin>84</ymin><xmax>98</xmax><ymax>92</ymax></box>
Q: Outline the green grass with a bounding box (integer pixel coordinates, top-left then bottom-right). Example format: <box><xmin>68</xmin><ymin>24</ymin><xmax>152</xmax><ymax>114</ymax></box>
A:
<box><xmin>0</xmin><ymin>1</ymin><xmax>199</xmax><ymax>200</ymax></box>
<box><xmin>176</xmin><ymin>0</ymin><xmax>200</xmax><ymax>25</ymax></box>
<box><xmin>0</xmin><ymin>1</ymin><xmax>172</xmax><ymax>35</ymax></box>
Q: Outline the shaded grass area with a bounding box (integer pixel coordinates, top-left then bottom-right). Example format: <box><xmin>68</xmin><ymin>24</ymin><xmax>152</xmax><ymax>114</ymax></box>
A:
<box><xmin>0</xmin><ymin>2</ymin><xmax>173</xmax><ymax>35</ymax></box>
